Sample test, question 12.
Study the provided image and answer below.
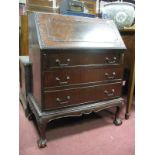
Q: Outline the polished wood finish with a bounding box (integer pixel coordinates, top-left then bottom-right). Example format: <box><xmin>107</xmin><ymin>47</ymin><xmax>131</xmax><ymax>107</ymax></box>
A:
<box><xmin>44</xmin><ymin>82</ymin><xmax>122</xmax><ymax>110</ymax></box>
<box><xmin>42</xmin><ymin>51</ymin><xmax>123</xmax><ymax>69</ymax></box>
<box><xmin>43</xmin><ymin>67</ymin><xmax>123</xmax><ymax>88</ymax></box>
<box><xmin>34</xmin><ymin>13</ymin><xmax>125</xmax><ymax>49</ymax></box>
<box><xmin>30</xmin><ymin>46</ymin><xmax>42</xmax><ymax>108</ymax></box>
<box><xmin>27</xmin><ymin>12</ymin><xmax>126</xmax><ymax>147</ymax></box>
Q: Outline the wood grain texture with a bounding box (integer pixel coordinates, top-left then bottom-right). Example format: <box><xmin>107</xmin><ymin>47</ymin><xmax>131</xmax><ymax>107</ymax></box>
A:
<box><xmin>43</xmin><ymin>82</ymin><xmax>122</xmax><ymax>110</ymax></box>
<box><xmin>43</xmin><ymin>67</ymin><xmax>123</xmax><ymax>88</ymax></box>
<box><xmin>42</xmin><ymin>51</ymin><xmax>123</xmax><ymax>69</ymax></box>
<box><xmin>33</xmin><ymin>12</ymin><xmax>126</xmax><ymax>50</ymax></box>
<box><xmin>29</xmin><ymin>14</ymin><xmax>42</xmax><ymax>109</ymax></box>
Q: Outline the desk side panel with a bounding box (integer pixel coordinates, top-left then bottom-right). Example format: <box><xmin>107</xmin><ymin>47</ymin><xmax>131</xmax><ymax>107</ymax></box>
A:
<box><xmin>28</xmin><ymin>13</ymin><xmax>42</xmax><ymax>109</ymax></box>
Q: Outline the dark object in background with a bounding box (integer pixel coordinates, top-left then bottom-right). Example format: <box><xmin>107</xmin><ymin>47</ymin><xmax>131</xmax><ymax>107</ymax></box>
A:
<box><xmin>62</xmin><ymin>11</ymin><xmax>96</xmax><ymax>17</ymax></box>
<box><xmin>60</xmin><ymin>0</ymin><xmax>96</xmax><ymax>17</ymax></box>
<box><xmin>69</xmin><ymin>0</ymin><xmax>84</xmax><ymax>12</ymax></box>
<box><xmin>60</xmin><ymin>0</ymin><xmax>84</xmax><ymax>13</ymax></box>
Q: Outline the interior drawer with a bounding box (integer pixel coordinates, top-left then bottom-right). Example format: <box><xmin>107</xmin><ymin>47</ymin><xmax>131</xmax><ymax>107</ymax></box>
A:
<box><xmin>42</xmin><ymin>52</ymin><xmax>122</xmax><ymax>69</ymax></box>
<box><xmin>43</xmin><ymin>67</ymin><xmax>123</xmax><ymax>88</ymax></box>
<box><xmin>43</xmin><ymin>82</ymin><xmax>122</xmax><ymax>110</ymax></box>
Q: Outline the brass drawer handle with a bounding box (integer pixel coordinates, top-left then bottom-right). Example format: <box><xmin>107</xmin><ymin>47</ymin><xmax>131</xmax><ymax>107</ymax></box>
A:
<box><xmin>105</xmin><ymin>72</ymin><xmax>116</xmax><ymax>79</ymax></box>
<box><xmin>55</xmin><ymin>59</ymin><xmax>70</xmax><ymax>67</ymax></box>
<box><xmin>56</xmin><ymin>96</ymin><xmax>71</xmax><ymax>105</ymax></box>
<box><xmin>104</xmin><ymin>89</ymin><xmax>115</xmax><ymax>97</ymax></box>
<box><xmin>105</xmin><ymin>57</ymin><xmax>117</xmax><ymax>64</ymax></box>
<box><xmin>56</xmin><ymin>76</ymin><xmax>70</xmax><ymax>85</ymax></box>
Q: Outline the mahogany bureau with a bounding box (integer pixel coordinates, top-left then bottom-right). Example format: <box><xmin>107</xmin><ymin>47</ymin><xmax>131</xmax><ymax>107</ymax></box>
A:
<box><xmin>27</xmin><ymin>12</ymin><xmax>126</xmax><ymax>148</ymax></box>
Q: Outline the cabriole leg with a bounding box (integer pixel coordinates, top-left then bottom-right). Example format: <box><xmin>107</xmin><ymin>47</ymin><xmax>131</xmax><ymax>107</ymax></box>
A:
<box><xmin>37</xmin><ymin>120</ymin><xmax>47</xmax><ymax>148</ymax></box>
<box><xmin>113</xmin><ymin>106</ymin><xmax>122</xmax><ymax>126</ymax></box>
<box><xmin>27</xmin><ymin>111</ymin><xmax>33</xmax><ymax>120</ymax></box>
<box><xmin>27</xmin><ymin>105</ymin><xmax>33</xmax><ymax>120</ymax></box>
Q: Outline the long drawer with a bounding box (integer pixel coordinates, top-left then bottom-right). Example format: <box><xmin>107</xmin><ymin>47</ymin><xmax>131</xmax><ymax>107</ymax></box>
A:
<box><xmin>43</xmin><ymin>67</ymin><xmax>123</xmax><ymax>88</ymax></box>
<box><xmin>43</xmin><ymin>82</ymin><xmax>122</xmax><ymax>110</ymax></box>
<box><xmin>42</xmin><ymin>52</ymin><xmax>122</xmax><ymax>69</ymax></box>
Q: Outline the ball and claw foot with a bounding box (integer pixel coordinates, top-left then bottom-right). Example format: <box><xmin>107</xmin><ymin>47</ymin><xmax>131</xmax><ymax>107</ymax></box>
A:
<box><xmin>113</xmin><ymin>118</ymin><xmax>122</xmax><ymax>126</ymax></box>
<box><xmin>27</xmin><ymin>113</ymin><xmax>33</xmax><ymax>120</ymax></box>
<box><xmin>38</xmin><ymin>138</ymin><xmax>47</xmax><ymax>148</ymax></box>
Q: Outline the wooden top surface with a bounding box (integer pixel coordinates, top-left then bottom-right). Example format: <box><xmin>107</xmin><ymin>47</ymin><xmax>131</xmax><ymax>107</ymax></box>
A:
<box><xmin>33</xmin><ymin>12</ymin><xmax>126</xmax><ymax>50</ymax></box>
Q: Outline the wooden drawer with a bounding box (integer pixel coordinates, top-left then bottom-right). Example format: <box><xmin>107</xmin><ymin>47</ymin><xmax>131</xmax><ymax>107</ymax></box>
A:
<box><xmin>43</xmin><ymin>67</ymin><xmax>123</xmax><ymax>88</ymax></box>
<box><xmin>42</xmin><ymin>52</ymin><xmax>122</xmax><ymax>69</ymax></box>
<box><xmin>43</xmin><ymin>82</ymin><xmax>122</xmax><ymax>110</ymax></box>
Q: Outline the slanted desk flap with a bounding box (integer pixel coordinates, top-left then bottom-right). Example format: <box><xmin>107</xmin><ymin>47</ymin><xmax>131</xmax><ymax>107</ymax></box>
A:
<box><xmin>31</xmin><ymin>12</ymin><xmax>126</xmax><ymax>50</ymax></box>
